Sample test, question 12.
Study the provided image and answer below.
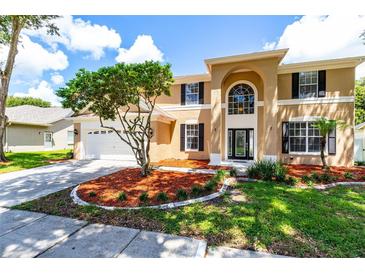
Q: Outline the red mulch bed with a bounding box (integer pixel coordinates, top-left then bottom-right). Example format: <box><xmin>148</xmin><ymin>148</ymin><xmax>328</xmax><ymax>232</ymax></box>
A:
<box><xmin>77</xmin><ymin>168</ymin><xmax>216</xmax><ymax>207</ymax></box>
<box><xmin>286</xmin><ymin>164</ymin><xmax>365</xmax><ymax>182</ymax></box>
<box><xmin>151</xmin><ymin>159</ymin><xmax>231</xmax><ymax>170</ymax></box>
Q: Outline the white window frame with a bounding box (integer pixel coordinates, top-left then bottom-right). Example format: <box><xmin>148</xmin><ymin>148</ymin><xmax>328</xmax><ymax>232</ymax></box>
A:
<box><xmin>288</xmin><ymin>121</ymin><xmax>323</xmax><ymax>155</ymax></box>
<box><xmin>299</xmin><ymin>71</ymin><xmax>319</xmax><ymax>99</ymax></box>
<box><xmin>185</xmin><ymin>123</ymin><xmax>199</xmax><ymax>151</ymax></box>
<box><xmin>185</xmin><ymin>83</ymin><xmax>200</xmax><ymax>105</ymax></box>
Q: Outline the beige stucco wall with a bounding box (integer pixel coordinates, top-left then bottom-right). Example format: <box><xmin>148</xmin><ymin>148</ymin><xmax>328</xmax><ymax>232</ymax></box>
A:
<box><xmin>156</xmin><ymin>81</ymin><xmax>211</xmax><ymax>106</ymax></box>
<box><xmin>150</xmin><ymin>109</ymin><xmax>211</xmax><ymax>161</ymax></box>
<box><xmin>50</xmin><ymin>119</ymin><xmax>74</xmax><ymax>150</ymax></box>
<box><xmin>277</xmin><ymin>102</ymin><xmax>354</xmax><ymax>166</ymax></box>
<box><xmin>278</xmin><ymin>67</ymin><xmax>355</xmax><ymax>100</ymax></box>
<box><xmin>5</xmin><ymin>119</ymin><xmax>73</xmax><ymax>153</ymax></box>
<box><xmin>209</xmin><ymin>57</ymin><xmax>281</xmax><ymax>158</ymax></box>
<box><xmin>221</xmin><ymin>71</ymin><xmax>264</xmax><ymax>102</ymax></box>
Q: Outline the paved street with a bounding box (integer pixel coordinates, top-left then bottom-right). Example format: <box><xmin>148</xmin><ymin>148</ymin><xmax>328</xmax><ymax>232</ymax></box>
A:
<box><xmin>0</xmin><ymin>160</ymin><xmax>135</xmax><ymax>207</ymax></box>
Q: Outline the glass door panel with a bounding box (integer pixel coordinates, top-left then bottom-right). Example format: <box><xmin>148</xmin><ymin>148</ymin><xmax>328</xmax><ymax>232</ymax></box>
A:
<box><xmin>235</xmin><ymin>130</ymin><xmax>246</xmax><ymax>158</ymax></box>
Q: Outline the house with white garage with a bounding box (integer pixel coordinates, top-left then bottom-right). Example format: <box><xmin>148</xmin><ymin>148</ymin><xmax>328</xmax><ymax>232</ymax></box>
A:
<box><xmin>4</xmin><ymin>105</ymin><xmax>74</xmax><ymax>152</ymax></box>
<box><xmin>72</xmin><ymin>49</ymin><xmax>364</xmax><ymax>167</ymax></box>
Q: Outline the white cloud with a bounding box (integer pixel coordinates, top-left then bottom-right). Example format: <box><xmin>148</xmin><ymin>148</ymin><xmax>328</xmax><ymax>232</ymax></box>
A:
<box><xmin>26</xmin><ymin>15</ymin><xmax>122</xmax><ymax>60</ymax></box>
<box><xmin>116</xmin><ymin>35</ymin><xmax>164</xmax><ymax>64</ymax></box>
<box><xmin>264</xmin><ymin>15</ymin><xmax>365</xmax><ymax>79</ymax></box>
<box><xmin>0</xmin><ymin>34</ymin><xmax>69</xmax><ymax>78</ymax></box>
<box><xmin>14</xmin><ymin>81</ymin><xmax>61</xmax><ymax>106</ymax></box>
<box><xmin>51</xmin><ymin>73</ymin><xmax>64</xmax><ymax>85</ymax></box>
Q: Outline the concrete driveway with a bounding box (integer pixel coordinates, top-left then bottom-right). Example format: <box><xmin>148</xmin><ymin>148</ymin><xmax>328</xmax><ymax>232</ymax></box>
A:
<box><xmin>0</xmin><ymin>160</ymin><xmax>136</xmax><ymax>207</ymax></box>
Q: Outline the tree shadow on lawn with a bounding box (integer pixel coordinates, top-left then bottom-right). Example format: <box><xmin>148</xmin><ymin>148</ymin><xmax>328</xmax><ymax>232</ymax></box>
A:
<box><xmin>0</xmin><ymin>150</ymin><xmax>71</xmax><ymax>172</ymax></box>
<box><xmin>13</xmin><ymin>180</ymin><xmax>365</xmax><ymax>258</ymax></box>
<box><xmin>158</xmin><ymin>182</ymin><xmax>365</xmax><ymax>257</ymax></box>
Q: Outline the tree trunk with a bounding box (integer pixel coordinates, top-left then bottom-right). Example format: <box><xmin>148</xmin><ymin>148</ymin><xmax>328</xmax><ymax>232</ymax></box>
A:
<box><xmin>320</xmin><ymin>136</ymin><xmax>327</xmax><ymax>168</ymax></box>
<box><xmin>0</xmin><ymin>17</ymin><xmax>22</xmax><ymax>162</ymax></box>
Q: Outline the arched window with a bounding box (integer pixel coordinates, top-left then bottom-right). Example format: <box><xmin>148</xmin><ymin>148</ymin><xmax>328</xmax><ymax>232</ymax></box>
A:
<box><xmin>228</xmin><ymin>84</ymin><xmax>255</xmax><ymax>115</ymax></box>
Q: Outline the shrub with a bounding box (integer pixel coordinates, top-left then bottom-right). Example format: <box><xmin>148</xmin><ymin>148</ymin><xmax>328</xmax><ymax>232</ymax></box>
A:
<box><xmin>362</xmin><ymin>175</ymin><xmax>365</xmax><ymax>181</ymax></box>
<box><xmin>247</xmin><ymin>160</ymin><xmax>287</xmax><ymax>182</ymax></box>
<box><xmin>88</xmin><ymin>191</ymin><xmax>96</xmax><ymax>197</ymax></box>
<box><xmin>139</xmin><ymin>192</ymin><xmax>149</xmax><ymax>203</ymax></box>
<box><xmin>204</xmin><ymin>179</ymin><xmax>218</xmax><ymax>192</ymax></box>
<box><xmin>66</xmin><ymin>150</ymin><xmax>74</xmax><ymax>159</ymax></box>
<box><xmin>191</xmin><ymin>185</ymin><xmax>203</xmax><ymax>197</ymax></box>
<box><xmin>156</xmin><ymin>192</ymin><xmax>169</xmax><ymax>203</ymax></box>
<box><xmin>176</xmin><ymin>189</ymin><xmax>188</xmax><ymax>201</ymax></box>
<box><xmin>216</xmin><ymin>170</ymin><xmax>229</xmax><ymax>179</ymax></box>
<box><xmin>230</xmin><ymin>168</ymin><xmax>238</xmax><ymax>177</ymax></box>
<box><xmin>273</xmin><ymin>163</ymin><xmax>288</xmax><ymax>182</ymax></box>
<box><xmin>301</xmin><ymin>175</ymin><xmax>311</xmax><ymax>184</ymax></box>
<box><xmin>286</xmin><ymin>176</ymin><xmax>300</xmax><ymax>186</ymax></box>
<box><xmin>319</xmin><ymin>172</ymin><xmax>336</xmax><ymax>183</ymax></box>
<box><xmin>301</xmin><ymin>175</ymin><xmax>313</xmax><ymax>186</ymax></box>
<box><xmin>310</xmin><ymin>172</ymin><xmax>320</xmax><ymax>182</ymax></box>
<box><xmin>117</xmin><ymin>191</ymin><xmax>127</xmax><ymax>202</ymax></box>
<box><xmin>344</xmin><ymin>172</ymin><xmax>354</xmax><ymax>180</ymax></box>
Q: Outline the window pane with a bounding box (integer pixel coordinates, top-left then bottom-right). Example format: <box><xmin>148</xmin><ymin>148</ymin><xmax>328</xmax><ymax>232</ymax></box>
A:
<box><xmin>185</xmin><ymin>83</ymin><xmax>199</xmax><ymax>105</ymax></box>
<box><xmin>299</xmin><ymin>71</ymin><xmax>318</xmax><ymax>98</ymax></box>
<box><xmin>228</xmin><ymin>84</ymin><xmax>254</xmax><ymax>115</ymax></box>
<box><xmin>186</xmin><ymin>124</ymin><xmax>199</xmax><ymax>150</ymax></box>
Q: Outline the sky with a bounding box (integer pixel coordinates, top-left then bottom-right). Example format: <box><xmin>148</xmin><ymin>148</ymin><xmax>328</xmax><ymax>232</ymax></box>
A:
<box><xmin>1</xmin><ymin>15</ymin><xmax>365</xmax><ymax>106</ymax></box>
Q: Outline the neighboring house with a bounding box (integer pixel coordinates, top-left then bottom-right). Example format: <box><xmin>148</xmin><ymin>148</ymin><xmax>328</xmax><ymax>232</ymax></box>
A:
<box><xmin>72</xmin><ymin>49</ymin><xmax>364</xmax><ymax>166</ymax></box>
<box><xmin>4</xmin><ymin>105</ymin><xmax>74</xmax><ymax>152</ymax></box>
<box><xmin>355</xmin><ymin>122</ymin><xmax>365</xmax><ymax>162</ymax></box>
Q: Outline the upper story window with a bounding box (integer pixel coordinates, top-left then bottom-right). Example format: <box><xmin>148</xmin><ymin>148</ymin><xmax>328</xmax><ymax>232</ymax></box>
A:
<box><xmin>228</xmin><ymin>84</ymin><xmax>254</xmax><ymax>115</ymax></box>
<box><xmin>299</xmin><ymin>71</ymin><xmax>318</xmax><ymax>98</ymax></box>
<box><xmin>185</xmin><ymin>83</ymin><xmax>199</xmax><ymax>105</ymax></box>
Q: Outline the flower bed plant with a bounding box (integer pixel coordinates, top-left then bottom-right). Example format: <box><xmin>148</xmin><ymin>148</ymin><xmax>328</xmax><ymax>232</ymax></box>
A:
<box><xmin>76</xmin><ymin>168</ymin><xmax>228</xmax><ymax>207</ymax></box>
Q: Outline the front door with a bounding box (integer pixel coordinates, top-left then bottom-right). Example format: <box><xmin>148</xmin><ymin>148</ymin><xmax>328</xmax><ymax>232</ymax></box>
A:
<box><xmin>44</xmin><ymin>132</ymin><xmax>53</xmax><ymax>149</ymax></box>
<box><xmin>228</xmin><ymin>128</ymin><xmax>254</xmax><ymax>160</ymax></box>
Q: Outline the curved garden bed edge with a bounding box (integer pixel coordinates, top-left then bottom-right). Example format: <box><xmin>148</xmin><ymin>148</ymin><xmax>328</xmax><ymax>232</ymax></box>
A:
<box><xmin>70</xmin><ymin>177</ymin><xmax>235</xmax><ymax>210</ymax></box>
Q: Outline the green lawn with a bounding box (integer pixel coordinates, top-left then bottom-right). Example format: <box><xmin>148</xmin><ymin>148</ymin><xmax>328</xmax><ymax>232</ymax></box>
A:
<box><xmin>0</xmin><ymin>149</ymin><xmax>72</xmax><ymax>174</ymax></box>
<box><xmin>13</xmin><ymin>181</ymin><xmax>365</xmax><ymax>257</ymax></box>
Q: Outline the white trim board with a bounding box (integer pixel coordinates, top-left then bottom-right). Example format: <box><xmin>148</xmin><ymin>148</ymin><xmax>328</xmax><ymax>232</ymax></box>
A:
<box><xmin>158</xmin><ymin>104</ymin><xmax>211</xmax><ymax>111</ymax></box>
<box><xmin>277</xmin><ymin>96</ymin><xmax>354</xmax><ymax>106</ymax></box>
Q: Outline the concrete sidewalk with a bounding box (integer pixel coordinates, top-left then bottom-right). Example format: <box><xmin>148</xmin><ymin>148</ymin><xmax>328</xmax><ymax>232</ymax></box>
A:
<box><xmin>0</xmin><ymin>208</ymin><xmax>206</xmax><ymax>258</ymax></box>
<box><xmin>0</xmin><ymin>208</ymin><xmax>288</xmax><ymax>258</ymax></box>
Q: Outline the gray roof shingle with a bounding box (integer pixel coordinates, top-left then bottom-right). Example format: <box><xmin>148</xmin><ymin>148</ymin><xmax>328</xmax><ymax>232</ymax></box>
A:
<box><xmin>5</xmin><ymin>105</ymin><xmax>73</xmax><ymax>125</ymax></box>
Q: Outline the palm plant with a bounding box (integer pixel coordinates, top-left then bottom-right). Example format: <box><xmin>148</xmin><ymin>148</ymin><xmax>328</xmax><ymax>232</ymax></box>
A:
<box><xmin>313</xmin><ymin>117</ymin><xmax>347</xmax><ymax>168</ymax></box>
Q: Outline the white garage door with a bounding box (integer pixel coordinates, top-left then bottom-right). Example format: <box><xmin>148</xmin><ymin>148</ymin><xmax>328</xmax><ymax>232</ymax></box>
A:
<box><xmin>85</xmin><ymin>129</ymin><xmax>135</xmax><ymax>160</ymax></box>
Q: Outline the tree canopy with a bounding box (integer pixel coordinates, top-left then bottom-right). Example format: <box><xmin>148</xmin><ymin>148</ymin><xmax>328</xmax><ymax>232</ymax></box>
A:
<box><xmin>6</xmin><ymin>96</ymin><xmax>51</xmax><ymax>108</ymax></box>
<box><xmin>355</xmin><ymin>77</ymin><xmax>365</xmax><ymax>125</ymax></box>
<box><xmin>0</xmin><ymin>16</ymin><xmax>60</xmax><ymax>162</ymax></box>
<box><xmin>57</xmin><ymin>61</ymin><xmax>174</xmax><ymax>175</ymax></box>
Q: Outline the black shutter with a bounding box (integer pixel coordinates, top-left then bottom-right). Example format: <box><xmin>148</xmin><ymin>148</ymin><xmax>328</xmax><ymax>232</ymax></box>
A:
<box><xmin>180</xmin><ymin>124</ymin><xmax>186</xmax><ymax>151</ymax></box>
<box><xmin>328</xmin><ymin>125</ymin><xmax>336</xmax><ymax>155</ymax></box>
<box><xmin>199</xmin><ymin>82</ymin><xmax>204</xmax><ymax>104</ymax></box>
<box><xmin>181</xmin><ymin>84</ymin><xmax>186</xmax><ymax>105</ymax></box>
<box><xmin>292</xmin><ymin>73</ymin><xmax>299</xmax><ymax>99</ymax></box>
<box><xmin>282</xmin><ymin>122</ymin><xmax>289</xmax><ymax>154</ymax></box>
<box><xmin>318</xmin><ymin>70</ymin><xmax>326</xmax><ymax>97</ymax></box>
<box><xmin>198</xmin><ymin>123</ymin><xmax>204</xmax><ymax>151</ymax></box>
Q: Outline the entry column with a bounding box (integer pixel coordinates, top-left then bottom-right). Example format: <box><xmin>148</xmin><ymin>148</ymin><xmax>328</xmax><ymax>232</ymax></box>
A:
<box><xmin>210</xmin><ymin>75</ymin><xmax>223</xmax><ymax>165</ymax></box>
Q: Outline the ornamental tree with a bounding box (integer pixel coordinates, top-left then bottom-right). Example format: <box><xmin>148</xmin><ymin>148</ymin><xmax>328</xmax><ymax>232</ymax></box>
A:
<box><xmin>0</xmin><ymin>15</ymin><xmax>60</xmax><ymax>161</ymax></box>
<box><xmin>313</xmin><ymin>117</ymin><xmax>347</xmax><ymax>168</ymax></box>
<box><xmin>57</xmin><ymin>61</ymin><xmax>174</xmax><ymax>176</ymax></box>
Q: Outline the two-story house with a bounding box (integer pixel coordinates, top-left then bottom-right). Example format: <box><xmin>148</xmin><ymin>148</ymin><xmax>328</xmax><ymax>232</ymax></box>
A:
<box><xmin>73</xmin><ymin>49</ymin><xmax>364</xmax><ymax>166</ymax></box>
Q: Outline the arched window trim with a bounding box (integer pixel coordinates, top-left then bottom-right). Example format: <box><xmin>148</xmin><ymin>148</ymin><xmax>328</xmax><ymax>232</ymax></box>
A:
<box><xmin>228</xmin><ymin>84</ymin><xmax>255</xmax><ymax>115</ymax></box>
